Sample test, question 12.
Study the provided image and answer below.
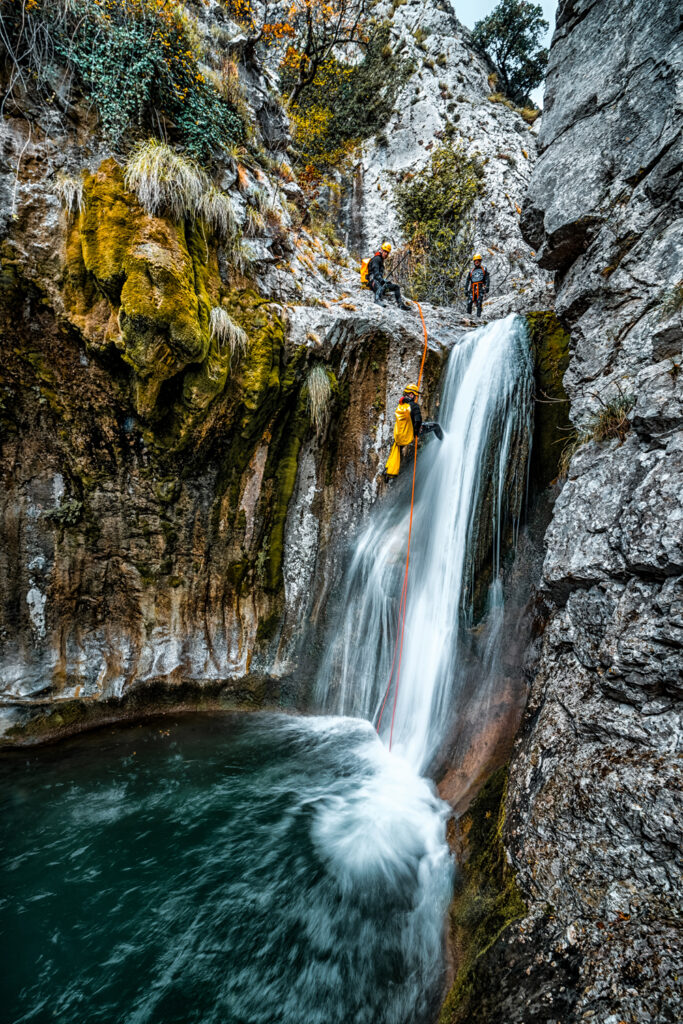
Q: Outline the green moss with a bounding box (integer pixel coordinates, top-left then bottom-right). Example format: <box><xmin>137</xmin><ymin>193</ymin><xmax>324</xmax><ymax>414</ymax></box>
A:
<box><xmin>439</xmin><ymin>767</ymin><xmax>526</xmax><ymax>1024</ymax></box>
<box><xmin>64</xmin><ymin>159</ymin><xmax>232</xmax><ymax>432</ymax></box>
<box><xmin>525</xmin><ymin>311</ymin><xmax>571</xmax><ymax>490</ymax></box>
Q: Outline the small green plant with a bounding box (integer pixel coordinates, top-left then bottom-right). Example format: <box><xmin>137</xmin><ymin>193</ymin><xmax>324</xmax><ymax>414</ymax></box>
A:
<box><xmin>209</xmin><ymin>307</ymin><xmax>248</xmax><ymax>361</ymax></box>
<box><xmin>660</xmin><ymin>281</ymin><xmax>683</xmax><ymax>320</ymax></box>
<box><xmin>44</xmin><ymin>498</ymin><xmax>83</xmax><ymax>527</ymax></box>
<box><xmin>306</xmin><ymin>364</ymin><xmax>332</xmax><ymax>436</ymax></box>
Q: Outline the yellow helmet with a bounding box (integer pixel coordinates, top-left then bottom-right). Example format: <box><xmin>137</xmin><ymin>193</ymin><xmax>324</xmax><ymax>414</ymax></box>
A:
<box><xmin>473</xmin><ymin>253</ymin><xmax>482</xmax><ymax>261</ymax></box>
<box><xmin>403</xmin><ymin>383</ymin><xmax>419</xmax><ymax>396</ymax></box>
<box><xmin>381</xmin><ymin>242</ymin><xmax>392</xmax><ymax>253</ymax></box>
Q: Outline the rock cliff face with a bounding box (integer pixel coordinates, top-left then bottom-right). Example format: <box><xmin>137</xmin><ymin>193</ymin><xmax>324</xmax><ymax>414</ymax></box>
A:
<box><xmin>447</xmin><ymin>1</ymin><xmax>682</xmax><ymax>1021</ymax></box>
<box><xmin>0</xmin><ymin>1</ymin><xmax>540</xmax><ymax>739</ymax></box>
<box><xmin>344</xmin><ymin>0</ymin><xmax>551</xmax><ymax>318</ymax></box>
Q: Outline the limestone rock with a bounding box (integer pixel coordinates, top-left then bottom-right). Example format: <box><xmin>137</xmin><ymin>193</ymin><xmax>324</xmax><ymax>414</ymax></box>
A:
<box><xmin>477</xmin><ymin>1</ymin><xmax>683</xmax><ymax>1020</ymax></box>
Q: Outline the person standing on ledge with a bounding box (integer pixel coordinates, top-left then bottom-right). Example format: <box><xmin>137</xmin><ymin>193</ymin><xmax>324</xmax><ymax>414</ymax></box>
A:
<box><xmin>465</xmin><ymin>254</ymin><xmax>490</xmax><ymax>317</ymax></box>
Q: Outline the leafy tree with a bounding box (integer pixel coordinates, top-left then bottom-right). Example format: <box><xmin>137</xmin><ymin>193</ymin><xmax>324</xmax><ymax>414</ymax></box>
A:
<box><xmin>393</xmin><ymin>144</ymin><xmax>484</xmax><ymax>305</ymax></box>
<box><xmin>283</xmin><ymin>23</ymin><xmax>412</xmax><ymax>175</ymax></box>
<box><xmin>471</xmin><ymin>0</ymin><xmax>549</xmax><ymax>105</ymax></box>
<box><xmin>227</xmin><ymin>0</ymin><xmax>369</xmax><ymax>102</ymax></box>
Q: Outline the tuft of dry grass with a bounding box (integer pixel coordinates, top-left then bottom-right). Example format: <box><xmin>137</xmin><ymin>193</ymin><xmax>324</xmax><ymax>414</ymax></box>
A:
<box><xmin>53</xmin><ymin>172</ymin><xmax>84</xmax><ymax>214</ymax></box>
<box><xmin>197</xmin><ymin>186</ymin><xmax>236</xmax><ymax>239</ymax></box>
<box><xmin>210</xmin><ymin>307</ymin><xmax>248</xmax><ymax>360</ymax></box>
<box><xmin>124</xmin><ymin>139</ymin><xmax>209</xmax><ymax>220</ymax></box>
<box><xmin>520</xmin><ymin>106</ymin><xmax>541</xmax><ymax>124</ymax></box>
<box><xmin>306</xmin><ymin>364</ymin><xmax>332</xmax><ymax>435</ymax></box>
<box><xmin>558</xmin><ymin>391</ymin><xmax>634</xmax><ymax>478</ymax></box>
<box><xmin>244</xmin><ymin>205</ymin><xmax>265</xmax><ymax>237</ymax></box>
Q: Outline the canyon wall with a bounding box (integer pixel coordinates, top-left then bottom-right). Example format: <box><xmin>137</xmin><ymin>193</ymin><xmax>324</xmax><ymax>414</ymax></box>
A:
<box><xmin>442</xmin><ymin>1</ymin><xmax>682</xmax><ymax>1020</ymax></box>
<box><xmin>0</xmin><ymin>1</ymin><xmax>544</xmax><ymax>740</ymax></box>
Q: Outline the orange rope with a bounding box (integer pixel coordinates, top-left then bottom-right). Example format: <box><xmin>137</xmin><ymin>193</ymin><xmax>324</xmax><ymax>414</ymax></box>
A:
<box><xmin>377</xmin><ymin>302</ymin><xmax>430</xmax><ymax>751</ymax></box>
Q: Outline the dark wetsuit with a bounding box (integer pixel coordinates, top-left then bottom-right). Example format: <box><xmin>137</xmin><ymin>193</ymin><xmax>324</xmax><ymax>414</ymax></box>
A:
<box><xmin>465</xmin><ymin>265</ymin><xmax>490</xmax><ymax>316</ymax></box>
<box><xmin>406</xmin><ymin>396</ymin><xmax>443</xmax><ymax>440</ymax></box>
<box><xmin>368</xmin><ymin>252</ymin><xmax>407</xmax><ymax>308</ymax></box>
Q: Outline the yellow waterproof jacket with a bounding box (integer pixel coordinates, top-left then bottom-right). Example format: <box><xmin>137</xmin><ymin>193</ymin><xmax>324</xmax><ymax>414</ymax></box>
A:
<box><xmin>385</xmin><ymin>401</ymin><xmax>414</xmax><ymax>476</ymax></box>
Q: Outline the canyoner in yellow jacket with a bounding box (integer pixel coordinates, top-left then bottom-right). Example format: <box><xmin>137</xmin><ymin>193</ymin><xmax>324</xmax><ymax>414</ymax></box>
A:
<box><xmin>384</xmin><ymin>384</ymin><xmax>444</xmax><ymax>477</ymax></box>
<box><xmin>385</xmin><ymin>401</ymin><xmax>414</xmax><ymax>475</ymax></box>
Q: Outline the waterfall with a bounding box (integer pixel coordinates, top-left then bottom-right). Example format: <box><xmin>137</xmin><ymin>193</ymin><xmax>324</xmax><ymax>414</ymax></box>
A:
<box><xmin>315</xmin><ymin>314</ymin><xmax>533</xmax><ymax>772</ymax></box>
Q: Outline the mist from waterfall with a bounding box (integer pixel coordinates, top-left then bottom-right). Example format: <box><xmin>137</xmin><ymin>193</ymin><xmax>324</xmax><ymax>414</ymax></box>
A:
<box><xmin>315</xmin><ymin>314</ymin><xmax>533</xmax><ymax>772</ymax></box>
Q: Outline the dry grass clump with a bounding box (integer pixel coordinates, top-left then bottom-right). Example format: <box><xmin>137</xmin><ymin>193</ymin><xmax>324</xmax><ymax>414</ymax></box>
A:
<box><xmin>306</xmin><ymin>364</ymin><xmax>332</xmax><ymax>435</ymax></box>
<box><xmin>53</xmin><ymin>172</ymin><xmax>84</xmax><ymax>214</ymax></box>
<box><xmin>210</xmin><ymin>307</ymin><xmax>248</xmax><ymax>360</ymax></box>
<box><xmin>558</xmin><ymin>391</ymin><xmax>635</xmax><ymax>478</ymax></box>
<box><xmin>520</xmin><ymin>106</ymin><xmax>541</xmax><ymax>124</ymax></box>
<box><xmin>125</xmin><ymin>140</ymin><xmax>237</xmax><ymax>240</ymax></box>
<box><xmin>197</xmin><ymin>186</ymin><xmax>236</xmax><ymax>239</ymax></box>
<box><xmin>244</xmin><ymin>206</ymin><xmax>266</xmax><ymax>237</ymax></box>
<box><xmin>125</xmin><ymin>139</ymin><xmax>209</xmax><ymax>220</ymax></box>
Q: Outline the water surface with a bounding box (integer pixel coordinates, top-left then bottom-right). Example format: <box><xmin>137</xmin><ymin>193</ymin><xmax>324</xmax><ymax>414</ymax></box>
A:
<box><xmin>1</xmin><ymin>713</ymin><xmax>452</xmax><ymax>1024</ymax></box>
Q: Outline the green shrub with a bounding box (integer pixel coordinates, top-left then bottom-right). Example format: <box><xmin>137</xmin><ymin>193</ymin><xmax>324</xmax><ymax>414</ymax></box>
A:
<box><xmin>284</xmin><ymin>23</ymin><xmax>412</xmax><ymax>176</ymax></box>
<box><xmin>393</xmin><ymin>144</ymin><xmax>484</xmax><ymax>304</ymax></box>
<box><xmin>660</xmin><ymin>281</ymin><xmax>683</xmax><ymax>320</ymax></box>
<box><xmin>1</xmin><ymin>0</ymin><xmax>244</xmax><ymax>161</ymax></box>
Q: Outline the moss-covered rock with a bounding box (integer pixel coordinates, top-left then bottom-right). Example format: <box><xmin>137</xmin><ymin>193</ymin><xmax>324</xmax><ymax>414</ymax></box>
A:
<box><xmin>526</xmin><ymin>311</ymin><xmax>571</xmax><ymax>490</ymax></box>
<box><xmin>63</xmin><ymin>158</ymin><xmax>225</xmax><ymax>434</ymax></box>
<box><xmin>439</xmin><ymin>766</ymin><xmax>526</xmax><ymax>1024</ymax></box>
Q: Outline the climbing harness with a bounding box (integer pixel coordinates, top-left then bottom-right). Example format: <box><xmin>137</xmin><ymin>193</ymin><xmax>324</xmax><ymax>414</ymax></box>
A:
<box><xmin>376</xmin><ymin>302</ymin><xmax>430</xmax><ymax>751</ymax></box>
<box><xmin>469</xmin><ymin>266</ymin><xmax>486</xmax><ymax>303</ymax></box>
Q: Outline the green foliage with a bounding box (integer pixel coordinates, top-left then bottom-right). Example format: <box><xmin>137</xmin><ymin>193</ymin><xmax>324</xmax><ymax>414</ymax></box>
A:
<box><xmin>393</xmin><ymin>144</ymin><xmax>484</xmax><ymax>304</ymax></box>
<box><xmin>285</xmin><ymin>23</ymin><xmax>413</xmax><ymax>175</ymax></box>
<box><xmin>2</xmin><ymin>0</ymin><xmax>244</xmax><ymax>161</ymax></box>
<box><xmin>472</xmin><ymin>0</ymin><xmax>549</xmax><ymax>105</ymax></box>
<box><xmin>44</xmin><ymin>498</ymin><xmax>83</xmax><ymax>527</ymax></box>
<box><xmin>660</xmin><ymin>280</ymin><xmax>683</xmax><ymax>320</ymax></box>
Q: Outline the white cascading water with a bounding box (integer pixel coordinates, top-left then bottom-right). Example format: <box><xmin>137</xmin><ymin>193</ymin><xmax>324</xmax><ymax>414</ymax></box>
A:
<box><xmin>316</xmin><ymin>314</ymin><xmax>533</xmax><ymax>772</ymax></box>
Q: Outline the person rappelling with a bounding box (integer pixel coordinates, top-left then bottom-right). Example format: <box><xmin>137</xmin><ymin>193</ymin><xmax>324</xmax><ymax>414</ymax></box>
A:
<box><xmin>465</xmin><ymin>254</ymin><xmax>490</xmax><ymax>318</ymax></box>
<box><xmin>384</xmin><ymin>384</ymin><xmax>443</xmax><ymax>477</ymax></box>
<box><xmin>361</xmin><ymin>243</ymin><xmax>412</xmax><ymax>311</ymax></box>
